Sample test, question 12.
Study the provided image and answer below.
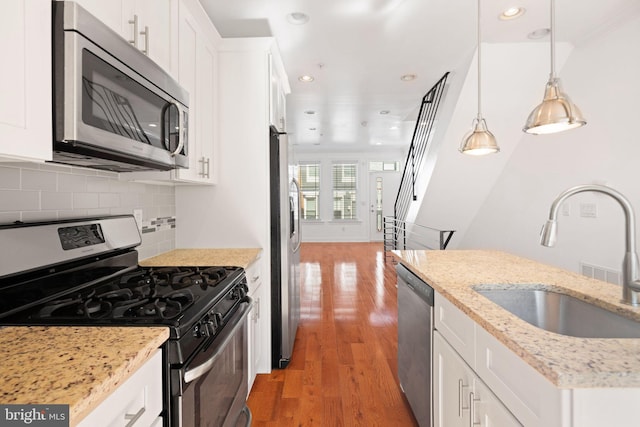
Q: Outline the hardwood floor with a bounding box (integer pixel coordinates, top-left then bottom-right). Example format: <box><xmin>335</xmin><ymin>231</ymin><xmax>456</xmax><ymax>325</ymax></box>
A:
<box><xmin>247</xmin><ymin>242</ymin><xmax>419</xmax><ymax>426</ymax></box>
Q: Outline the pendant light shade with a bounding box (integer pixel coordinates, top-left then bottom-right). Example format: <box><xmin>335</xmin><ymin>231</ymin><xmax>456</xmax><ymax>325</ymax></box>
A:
<box><xmin>460</xmin><ymin>0</ymin><xmax>499</xmax><ymax>155</ymax></box>
<box><xmin>460</xmin><ymin>117</ymin><xmax>499</xmax><ymax>155</ymax></box>
<box><xmin>523</xmin><ymin>77</ymin><xmax>586</xmax><ymax>134</ymax></box>
<box><xmin>523</xmin><ymin>0</ymin><xmax>586</xmax><ymax>134</ymax></box>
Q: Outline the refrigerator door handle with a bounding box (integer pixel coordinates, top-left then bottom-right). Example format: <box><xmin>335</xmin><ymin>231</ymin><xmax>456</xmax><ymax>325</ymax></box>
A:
<box><xmin>291</xmin><ymin>178</ymin><xmax>302</xmax><ymax>253</ymax></box>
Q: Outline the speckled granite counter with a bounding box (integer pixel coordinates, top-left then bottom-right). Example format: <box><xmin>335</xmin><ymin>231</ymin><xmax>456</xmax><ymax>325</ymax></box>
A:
<box><xmin>392</xmin><ymin>250</ymin><xmax>640</xmax><ymax>389</ymax></box>
<box><xmin>140</xmin><ymin>248</ymin><xmax>262</xmax><ymax>269</ymax></box>
<box><xmin>0</xmin><ymin>326</ymin><xmax>168</xmax><ymax>426</ymax></box>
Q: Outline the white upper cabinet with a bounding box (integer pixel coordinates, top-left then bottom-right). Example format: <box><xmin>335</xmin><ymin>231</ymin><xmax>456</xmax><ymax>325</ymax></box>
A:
<box><xmin>123</xmin><ymin>0</ymin><xmax>219</xmax><ymax>185</ymax></box>
<box><xmin>122</xmin><ymin>0</ymin><xmax>173</xmax><ymax>73</ymax></box>
<box><xmin>172</xmin><ymin>0</ymin><xmax>218</xmax><ymax>184</ymax></box>
<box><xmin>75</xmin><ymin>0</ymin><xmax>174</xmax><ymax>74</ymax></box>
<box><xmin>0</xmin><ymin>0</ymin><xmax>52</xmax><ymax>162</ymax></box>
<box><xmin>269</xmin><ymin>51</ymin><xmax>288</xmax><ymax>132</ymax></box>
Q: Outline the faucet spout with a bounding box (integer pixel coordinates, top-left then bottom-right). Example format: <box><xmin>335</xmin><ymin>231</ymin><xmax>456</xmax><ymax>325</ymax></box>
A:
<box><xmin>541</xmin><ymin>184</ymin><xmax>640</xmax><ymax>306</ymax></box>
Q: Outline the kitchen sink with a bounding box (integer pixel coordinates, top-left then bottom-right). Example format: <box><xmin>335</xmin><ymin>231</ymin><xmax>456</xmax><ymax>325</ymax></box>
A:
<box><xmin>474</xmin><ymin>287</ymin><xmax>640</xmax><ymax>338</ymax></box>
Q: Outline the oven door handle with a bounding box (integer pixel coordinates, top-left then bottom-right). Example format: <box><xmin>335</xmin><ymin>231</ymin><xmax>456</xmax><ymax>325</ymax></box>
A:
<box><xmin>184</xmin><ymin>297</ymin><xmax>252</xmax><ymax>384</ymax></box>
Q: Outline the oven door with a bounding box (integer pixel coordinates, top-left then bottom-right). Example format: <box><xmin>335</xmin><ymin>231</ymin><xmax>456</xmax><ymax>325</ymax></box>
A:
<box><xmin>54</xmin><ymin>21</ymin><xmax>188</xmax><ymax>171</ymax></box>
<box><xmin>173</xmin><ymin>298</ymin><xmax>253</xmax><ymax>427</ymax></box>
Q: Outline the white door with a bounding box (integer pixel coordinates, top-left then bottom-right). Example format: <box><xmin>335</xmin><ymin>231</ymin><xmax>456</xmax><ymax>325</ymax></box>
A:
<box><xmin>368</xmin><ymin>172</ymin><xmax>401</xmax><ymax>241</ymax></box>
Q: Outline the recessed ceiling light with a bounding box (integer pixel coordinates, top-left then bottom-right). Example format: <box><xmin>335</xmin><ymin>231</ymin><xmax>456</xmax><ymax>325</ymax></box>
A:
<box><xmin>528</xmin><ymin>28</ymin><xmax>550</xmax><ymax>39</ymax></box>
<box><xmin>400</xmin><ymin>74</ymin><xmax>417</xmax><ymax>82</ymax></box>
<box><xmin>298</xmin><ymin>75</ymin><xmax>314</xmax><ymax>83</ymax></box>
<box><xmin>499</xmin><ymin>7</ymin><xmax>525</xmax><ymax>20</ymax></box>
<box><xmin>304</xmin><ymin>110</ymin><xmax>316</xmax><ymax>115</ymax></box>
<box><xmin>379</xmin><ymin>110</ymin><xmax>390</xmax><ymax>115</ymax></box>
<box><xmin>286</xmin><ymin>12</ymin><xmax>309</xmax><ymax>25</ymax></box>
<box><xmin>148</xmin><ymin>123</ymin><xmax>157</xmax><ymax>128</ymax></box>
<box><xmin>375</xmin><ymin>142</ymin><xmax>382</xmax><ymax>145</ymax></box>
<box><xmin>390</xmin><ymin>126</ymin><xmax>399</xmax><ymax>130</ymax></box>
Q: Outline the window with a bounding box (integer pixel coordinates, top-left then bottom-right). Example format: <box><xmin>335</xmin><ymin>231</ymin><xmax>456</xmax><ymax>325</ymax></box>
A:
<box><xmin>298</xmin><ymin>163</ymin><xmax>320</xmax><ymax>220</ymax></box>
<box><xmin>368</xmin><ymin>161</ymin><xmax>401</xmax><ymax>172</ymax></box>
<box><xmin>332</xmin><ymin>163</ymin><xmax>357</xmax><ymax>220</ymax></box>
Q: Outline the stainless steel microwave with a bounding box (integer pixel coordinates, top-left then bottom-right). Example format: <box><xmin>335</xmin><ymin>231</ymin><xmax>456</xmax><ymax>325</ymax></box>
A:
<box><xmin>52</xmin><ymin>1</ymin><xmax>189</xmax><ymax>172</ymax></box>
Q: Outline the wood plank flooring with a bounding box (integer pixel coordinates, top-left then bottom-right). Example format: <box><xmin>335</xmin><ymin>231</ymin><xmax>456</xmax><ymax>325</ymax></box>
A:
<box><xmin>247</xmin><ymin>242</ymin><xmax>419</xmax><ymax>426</ymax></box>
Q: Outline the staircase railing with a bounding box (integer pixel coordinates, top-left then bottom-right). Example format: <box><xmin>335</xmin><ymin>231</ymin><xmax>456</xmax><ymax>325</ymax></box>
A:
<box><xmin>394</xmin><ymin>72</ymin><xmax>449</xmax><ymax>222</ymax></box>
<box><xmin>384</xmin><ymin>217</ymin><xmax>454</xmax><ymax>262</ymax></box>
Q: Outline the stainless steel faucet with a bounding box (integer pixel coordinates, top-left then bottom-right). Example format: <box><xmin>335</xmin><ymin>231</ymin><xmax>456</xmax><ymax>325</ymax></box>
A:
<box><xmin>540</xmin><ymin>184</ymin><xmax>640</xmax><ymax>306</ymax></box>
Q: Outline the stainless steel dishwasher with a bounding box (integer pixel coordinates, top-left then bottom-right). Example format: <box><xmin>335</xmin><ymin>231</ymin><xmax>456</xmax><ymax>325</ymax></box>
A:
<box><xmin>397</xmin><ymin>263</ymin><xmax>434</xmax><ymax>427</ymax></box>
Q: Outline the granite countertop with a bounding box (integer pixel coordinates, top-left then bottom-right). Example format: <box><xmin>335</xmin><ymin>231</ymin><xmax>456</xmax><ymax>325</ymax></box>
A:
<box><xmin>140</xmin><ymin>248</ymin><xmax>262</xmax><ymax>269</ymax></box>
<box><xmin>392</xmin><ymin>249</ymin><xmax>640</xmax><ymax>389</ymax></box>
<box><xmin>0</xmin><ymin>326</ymin><xmax>168</xmax><ymax>426</ymax></box>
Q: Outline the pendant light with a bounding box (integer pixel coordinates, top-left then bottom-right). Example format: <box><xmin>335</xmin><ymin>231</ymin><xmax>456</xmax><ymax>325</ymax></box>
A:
<box><xmin>523</xmin><ymin>0</ymin><xmax>586</xmax><ymax>134</ymax></box>
<box><xmin>460</xmin><ymin>0</ymin><xmax>499</xmax><ymax>155</ymax></box>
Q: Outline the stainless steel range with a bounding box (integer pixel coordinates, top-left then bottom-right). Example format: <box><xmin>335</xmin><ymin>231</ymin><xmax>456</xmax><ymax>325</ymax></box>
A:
<box><xmin>0</xmin><ymin>215</ymin><xmax>252</xmax><ymax>427</ymax></box>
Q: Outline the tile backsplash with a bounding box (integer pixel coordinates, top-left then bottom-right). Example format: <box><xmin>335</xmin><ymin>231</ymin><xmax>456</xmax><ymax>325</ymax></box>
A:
<box><xmin>0</xmin><ymin>161</ymin><xmax>175</xmax><ymax>260</ymax></box>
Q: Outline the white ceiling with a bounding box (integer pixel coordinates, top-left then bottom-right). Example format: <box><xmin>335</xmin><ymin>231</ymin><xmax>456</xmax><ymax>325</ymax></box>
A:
<box><xmin>198</xmin><ymin>0</ymin><xmax>640</xmax><ymax>152</ymax></box>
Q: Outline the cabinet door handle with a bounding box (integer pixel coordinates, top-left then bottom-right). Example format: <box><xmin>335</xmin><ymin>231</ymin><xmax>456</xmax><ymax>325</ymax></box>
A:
<box><xmin>140</xmin><ymin>25</ymin><xmax>149</xmax><ymax>55</ymax></box>
<box><xmin>124</xmin><ymin>406</ymin><xmax>145</xmax><ymax>427</ymax></box>
<box><xmin>469</xmin><ymin>391</ymin><xmax>480</xmax><ymax>427</ymax></box>
<box><xmin>128</xmin><ymin>15</ymin><xmax>139</xmax><ymax>48</ymax></box>
<box><xmin>458</xmin><ymin>379</ymin><xmax>469</xmax><ymax>417</ymax></box>
<box><xmin>198</xmin><ymin>157</ymin><xmax>210</xmax><ymax>178</ymax></box>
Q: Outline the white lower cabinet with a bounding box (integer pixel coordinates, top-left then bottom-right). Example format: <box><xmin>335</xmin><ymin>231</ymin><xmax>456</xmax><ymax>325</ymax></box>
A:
<box><xmin>246</xmin><ymin>259</ymin><xmax>265</xmax><ymax>392</ymax></box>
<box><xmin>432</xmin><ymin>290</ymin><xmax>640</xmax><ymax>427</ymax></box>
<box><xmin>77</xmin><ymin>349</ymin><xmax>163</xmax><ymax>427</ymax></box>
<box><xmin>434</xmin><ymin>331</ymin><xmax>520</xmax><ymax>427</ymax></box>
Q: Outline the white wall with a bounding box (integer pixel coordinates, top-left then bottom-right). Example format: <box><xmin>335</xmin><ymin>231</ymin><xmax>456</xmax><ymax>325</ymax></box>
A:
<box><xmin>295</xmin><ymin>149</ymin><xmax>404</xmax><ymax>242</ymax></box>
<box><xmin>411</xmin><ymin>41</ymin><xmax>572</xmax><ymax>243</ymax></box>
<box><xmin>459</xmin><ymin>14</ymin><xmax>640</xmax><ymax>278</ymax></box>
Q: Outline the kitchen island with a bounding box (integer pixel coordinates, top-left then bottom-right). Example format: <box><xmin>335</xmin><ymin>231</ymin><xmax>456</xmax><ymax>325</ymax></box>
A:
<box><xmin>393</xmin><ymin>249</ymin><xmax>640</xmax><ymax>426</ymax></box>
<box><xmin>0</xmin><ymin>326</ymin><xmax>168</xmax><ymax>426</ymax></box>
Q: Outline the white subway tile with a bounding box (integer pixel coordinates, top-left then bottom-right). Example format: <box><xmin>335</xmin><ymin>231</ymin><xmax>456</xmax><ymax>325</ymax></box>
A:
<box><xmin>86</xmin><ymin>176</ymin><xmax>110</xmax><ymax>193</ymax></box>
<box><xmin>21</xmin><ymin>169</ymin><xmax>56</xmax><ymax>191</ymax></box>
<box><xmin>0</xmin><ymin>166</ymin><xmax>20</xmax><ymax>189</ymax></box>
<box><xmin>41</xmin><ymin>192</ymin><xmax>73</xmax><ymax>210</ymax></box>
<box><xmin>99</xmin><ymin>193</ymin><xmax>120</xmax><ymax>208</ymax></box>
<box><xmin>22</xmin><ymin>211</ymin><xmax>56</xmax><ymax>222</ymax></box>
<box><xmin>73</xmin><ymin>193</ymin><xmax>100</xmax><ymax>209</ymax></box>
<box><xmin>0</xmin><ymin>190</ymin><xmax>39</xmax><ymax>211</ymax></box>
<box><xmin>58</xmin><ymin>173</ymin><xmax>87</xmax><ymax>192</ymax></box>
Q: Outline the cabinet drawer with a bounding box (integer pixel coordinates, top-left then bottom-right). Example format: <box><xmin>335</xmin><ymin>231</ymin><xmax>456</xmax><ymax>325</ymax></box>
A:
<box><xmin>78</xmin><ymin>349</ymin><xmax>163</xmax><ymax>427</ymax></box>
<box><xmin>434</xmin><ymin>293</ymin><xmax>475</xmax><ymax>368</ymax></box>
<box><xmin>475</xmin><ymin>327</ymin><xmax>564</xmax><ymax>427</ymax></box>
<box><xmin>245</xmin><ymin>261</ymin><xmax>263</xmax><ymax>295</ymax></box>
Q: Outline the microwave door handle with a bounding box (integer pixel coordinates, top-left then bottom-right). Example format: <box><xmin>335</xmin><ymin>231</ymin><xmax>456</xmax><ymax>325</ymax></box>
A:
<box><xmin>171</xmin><ymin>104</ymin><xmax>185</xmax><ymax>157</ymax></box>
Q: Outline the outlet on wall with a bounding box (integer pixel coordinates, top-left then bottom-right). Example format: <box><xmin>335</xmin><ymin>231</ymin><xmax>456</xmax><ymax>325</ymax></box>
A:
<box><xmin>133</xmin><ymin>209</ymin><xmax>143</xmax><ymax>231</ymax></box>
<box><xmin>579</xmin><ymin>203</ymin><xmax>597</xmax><ymax>218</ymax></box>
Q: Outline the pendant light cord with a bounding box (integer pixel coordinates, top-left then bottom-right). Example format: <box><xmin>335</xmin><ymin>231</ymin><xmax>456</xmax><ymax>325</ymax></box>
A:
<box><xmin>550</xmin><ymin>0</ymin><xmax>556</xmax><ymax>79</ymax></box>
<box><xmin>477</xmin><ymin>0</ymin><xmax>482</xmax><ymax>119</ymax></box>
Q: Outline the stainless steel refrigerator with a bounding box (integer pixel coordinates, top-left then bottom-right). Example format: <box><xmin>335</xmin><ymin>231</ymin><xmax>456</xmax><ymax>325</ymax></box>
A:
<box><xmin>269</xmin><ymin>126</ymin><xmax>301</xmax><ymax>368</ymax></box>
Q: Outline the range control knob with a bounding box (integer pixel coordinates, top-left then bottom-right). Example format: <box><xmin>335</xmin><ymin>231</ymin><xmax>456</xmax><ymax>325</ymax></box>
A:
<box><xmin>212</xmin><ymin>312</ymin><xmax>223</xmax><ymax>327</ymax></box>
<box><xmin>192</xmin><ymin>322</ymin><xmax>209</xmax><ymax>338</ymax></box>
<box><xmin>203</xmin><ymin>319</ymin><xmax>217</xmax><ymax>336</ymax></box>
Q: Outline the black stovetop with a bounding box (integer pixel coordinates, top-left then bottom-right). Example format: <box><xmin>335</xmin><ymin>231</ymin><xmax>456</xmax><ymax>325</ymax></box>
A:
<box><xmin>0</xmin><ymin>249</ymin><xmax>245</xmax><ymax>338</ymax></box>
